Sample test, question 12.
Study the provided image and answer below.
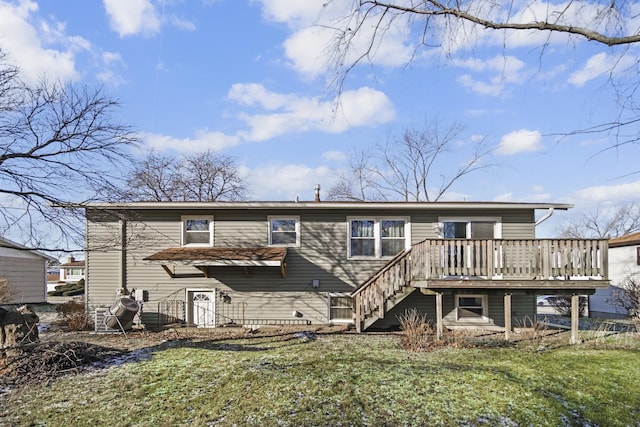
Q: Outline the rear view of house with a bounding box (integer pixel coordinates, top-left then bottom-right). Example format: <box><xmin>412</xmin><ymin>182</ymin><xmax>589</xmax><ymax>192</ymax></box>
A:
<box><xmin>83</xmin><ymin>197</ymin><xmax>609</xmax><ymax>341</ymax></box>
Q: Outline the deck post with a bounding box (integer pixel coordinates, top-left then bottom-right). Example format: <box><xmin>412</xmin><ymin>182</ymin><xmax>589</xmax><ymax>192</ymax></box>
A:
<box><xmin>355</xmin><ymin>294</ymin><xmax>362</xmax><ymax>333</ymax></box>
<box><xmin>435</xmin><ymin>292</ymin><xmax>443</xmax><ymax>341</ymax></box>
<box><xmin>504</xmin><ymin>293</ymin><xmax>512</xmax><ymax>341</ymax></box>
<box><xmin>570</xmin><ymin>294</ymin><xmax>580</xmax><ymax>344</ymax></box>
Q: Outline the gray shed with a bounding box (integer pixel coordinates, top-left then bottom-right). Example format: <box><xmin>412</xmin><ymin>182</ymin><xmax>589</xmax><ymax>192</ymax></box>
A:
<box><xmin>0</xmin><ymin>237</ymin><xmax>55</xmax><ymax>304</ymax></box>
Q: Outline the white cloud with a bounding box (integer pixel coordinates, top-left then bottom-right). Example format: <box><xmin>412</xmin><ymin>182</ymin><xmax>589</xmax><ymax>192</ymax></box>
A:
<box><xmin>455</xmin><ymin>55</ymin><xmax>527</xmax><ymax>96</ymax></box>
<box><xmin>245</xmin><ymin>163</ymin><xmax>336</xmax><ymax>201</ymax></box>
<box><xmin>259</xmin><ymin>0</ymin><xmax>414</xmax><ymax>79</ymax></box>
<box><xmin>322</xmin><ymin>150</ymin><xmax>348</xmax><ymax>163</ymax></box>
<box><xmin>103</xmin><ymin>0</ymin><xmax>161</xmax><ymax>37</ymax></box>
<box><xmin>0</xmin><ymin>0</ymin><xmax>82</xmax><ymax>83</ymax></box>
<box><xmin>573</xmin><ymin>180</ymin><xmax>640</xmax><ymax>205</ymax></box>
<box><xmin>497</xmin><ymin>129</ymin><xmax>543</xmax><ymax>155</ymax></box>
<box><xmin>568</xmin><ymin>52</ymin><xmax>637</xmax><ymax>87</ymax></box>
<box><xmin>142</xmin><ymin>130</ymin><xmax>241</xmax><ymax>152</ymax></box>
<box><xmin>228</xmin><ymin>84</ymin><xmax>395</xmax><ymax>141</ymax></box>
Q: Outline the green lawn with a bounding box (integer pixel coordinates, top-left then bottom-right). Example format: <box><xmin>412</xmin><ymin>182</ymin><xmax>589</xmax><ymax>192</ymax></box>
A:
<box><xmin>2</xmin><ymin>331</ymin><xmax>639</xmax><ymax>426</ymax></box>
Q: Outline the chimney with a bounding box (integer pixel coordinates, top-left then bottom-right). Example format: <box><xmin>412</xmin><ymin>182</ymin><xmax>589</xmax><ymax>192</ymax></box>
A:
<box><xmin>314</xmin><ymin>184</ymin><xmax>321</xmax><ymax>202</ymax></box>
<box><xmin>67</xmin><ymin>256</ymin><xmax>75</xmax><ymax>263</ymax></box>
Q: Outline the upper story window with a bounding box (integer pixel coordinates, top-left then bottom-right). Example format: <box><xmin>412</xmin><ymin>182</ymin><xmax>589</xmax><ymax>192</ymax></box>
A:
<box><xmin>182</xmin><ymin>216</ymin><xmax>213</xmax><ymax>246</ymax></box>
<box><xmin>269</xmin><ymin>216</ymin><xmax>300</xmax><ymax>247</ymax></box>
<box><xmin>349</xmin><ymin>218</ymin><xmax>410</xmax><ymax>258</ymax></box>
<box><xmin>439</xmin><ymin>217</ymin><xmax>502</xmax><ymax>239</ymax></box>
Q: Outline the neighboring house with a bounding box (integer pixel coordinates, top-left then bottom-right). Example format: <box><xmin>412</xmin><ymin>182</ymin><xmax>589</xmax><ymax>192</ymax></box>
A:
<box><xmin>59</xmin><ymin>256</ymin><xmax>86</xmax><ymax>284</ymax></box>
<box><xmin>0</xmin><ymin>236</ymin><xmax>56</xmax><ymax>304</ymax></box>
<box><xmin>590</xmin><ymin>231</ymin><xmax>640</xmax><ymax>318</ymax></box>
<box><xmin>83</xmin><ymin>196</ymin><xmax>609</xmax><ymax>342</ymax></box>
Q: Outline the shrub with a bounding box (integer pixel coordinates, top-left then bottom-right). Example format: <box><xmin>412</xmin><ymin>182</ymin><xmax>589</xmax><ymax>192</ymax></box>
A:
<box><xmin>397</xmin><ymin>308</ymin><xmax>433</xmax><ymax>351</ymax></box>
<box><xmin>607</xmin><ymin>278</ymin><xmax>640</xmax><ymax>328</ymax></box>
<box><xmin>0</xmin><ymin>278</ymin><xmax>13</xmax><ymax>303</ymax></box>
<box><xmin>56</xmin><ymin>300</ymin><xmax>89</xmax><ymax>331</ymax></box>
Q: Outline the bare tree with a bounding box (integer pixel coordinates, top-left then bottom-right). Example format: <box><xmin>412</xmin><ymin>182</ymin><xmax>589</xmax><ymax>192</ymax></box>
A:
<box><xmin>328</xmin><ymin>1</ymin><xmax>640</xmax><ymax>150</ymax></box>
<box><xmin>117</xmin><ymin>150</ymin><xmax>246</xmax><ymax>202</ymax></box>
<box><xmin>327</xmin><ymin>149</ymin><xmax>387</xmax><ymax>201</ymax></box>
<box><xmin>607</xmin><ymin>277</ymin><xmax>640</xmax><ymax>325</ymax></box>
<box><xmin>555</xmin><ymin>203</ymin><xmax>640</xmax><ymax>239</ymax></box>
<box><xmin>0</xmin><ymin>49</ymin><xmax>137</xmax><ymax>250</ymax></box>
<box><xmin>328</xmin><ymin>120</ymin><xmax>494</xmax><ymax>201</ymax></box>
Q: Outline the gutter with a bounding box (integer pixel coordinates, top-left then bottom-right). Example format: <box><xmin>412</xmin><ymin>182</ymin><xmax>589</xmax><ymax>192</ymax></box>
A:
<box><xmin>535</xmin><ymin>207</ymin><xmax>555</xmax><ymax>227</ymax></box>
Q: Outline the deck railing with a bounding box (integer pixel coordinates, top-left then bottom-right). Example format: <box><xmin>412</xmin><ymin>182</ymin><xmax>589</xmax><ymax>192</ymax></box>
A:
<box><xmin>411</xmin><ymin>239</ymin><xmax>608</xmax><ymax>280</ymax></box>
<box><xmin>353</xmin><ymin>239</ymin><xmax>608</xmax><ymax>331</ymax></box>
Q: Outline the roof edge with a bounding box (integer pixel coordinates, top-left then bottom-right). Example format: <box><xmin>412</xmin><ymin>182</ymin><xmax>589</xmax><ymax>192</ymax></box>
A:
<box><xmin>80</xmin><ymin>201</ymin><xmax>574</xmax><ymax>211</ymax></box>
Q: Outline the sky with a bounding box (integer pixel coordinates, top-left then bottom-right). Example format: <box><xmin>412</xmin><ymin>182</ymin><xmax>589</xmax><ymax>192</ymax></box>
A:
<box><xmin>1</xmin><ymin>0</ymin><xmax>640</xmax><ymax>238</ymax></box>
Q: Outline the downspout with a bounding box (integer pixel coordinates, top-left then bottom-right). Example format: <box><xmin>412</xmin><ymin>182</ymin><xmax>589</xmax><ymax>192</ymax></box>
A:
<box><xmin>119</xmin><ymin>219</ymin><xmax>127</xmax><ymax>294</ymax></box>
<box><xmin>535</xmin><ymin>207</ymin><xmax>555</xmax><ymax>227</ymax></box>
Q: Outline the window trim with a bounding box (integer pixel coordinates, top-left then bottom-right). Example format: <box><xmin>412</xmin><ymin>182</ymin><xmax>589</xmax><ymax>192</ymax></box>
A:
<box><xmin>437</xmin><ymin>216</ymin><xmax>502</xmax><ymax>239</ymax></box>
<box><xmin>268</xmin><ymin>216</ymin><xmax>300</xmax><ymax>247</ymax></box>
<box><xmin>455</xmin><ymin>294</ymin><xmax>489</xmax><ymax>322</ymax></box>
<box><xmin>327</xmin><ymin>293</ymin><xmax>354</xmax><ymax>323</ymax></box>
<box><xmin>181</xmin><ymin>215</ymin><xmax>214</xmax><ymax>247</ymax></box>
<box><xmin>347</xmin><ymin>217</ymin><xmax>411</xmax><ymax>259</ymax></box>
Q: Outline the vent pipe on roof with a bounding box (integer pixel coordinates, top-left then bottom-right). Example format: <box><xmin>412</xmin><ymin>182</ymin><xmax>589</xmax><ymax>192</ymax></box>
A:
<box><xmin>314</xmin><ymin>184</ymin><xmax>321</xmax><ymax>202</ymax></box>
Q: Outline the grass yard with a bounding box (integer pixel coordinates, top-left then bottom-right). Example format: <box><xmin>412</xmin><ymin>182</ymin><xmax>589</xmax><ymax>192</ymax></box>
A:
<box><xmin>1</xmin><ymin>328</ymin><xmax>639</xmax><ymax>426</ymax></box>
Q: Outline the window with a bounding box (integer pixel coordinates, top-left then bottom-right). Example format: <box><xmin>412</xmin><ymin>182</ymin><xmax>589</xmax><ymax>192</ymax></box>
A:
<box><xmin>269</xmin><ymin>217</ymin><xmax>300</xmax><ymax>247</ymax></box>
<box><xmin>637</xmin><ymin>247</ymin><xmax>640</xmax><ymax>266</ymax></box>
<box><xmin>455</xmin><ymin>294</ymin><xmax>488</xmax><ymax>321</ymax></box>
<box><xmin>349</xmin><ymin>218</ymin><xmax>409</xmax><ymax>258</ymax></box>
<box><xmin>182</xmin><ymin>216</ymin><xmax>213</xmax><ymax>246</ymax></box>
<box><xmin>328</xmin><ymin>294</ymin><xmax>353</xmax><ymax>323</ymax></box>
<box><xmin>65</xmin><ymin>268</ymin><xmax>83</xmax><ymax>276</ymax></box>
<box><xmin>440</xmin><ymin>217</ymin><xmax>501</xmax><ymax>239</ymax></box>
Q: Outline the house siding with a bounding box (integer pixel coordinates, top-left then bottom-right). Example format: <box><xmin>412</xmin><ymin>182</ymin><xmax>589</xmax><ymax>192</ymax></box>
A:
<box><xmin>590</xmin><ymin>243</ymin><xmax>639</xmax><ymax>318</ymax></box>
<box><xmin>0</xmin><ymin>249</ymin><xmax>47</xmax><ymax>304</ymax></box>
<box><xmin>85</xmin><ymin>205</ymin><xmax>552</xmax><ymax>329</ymax></box>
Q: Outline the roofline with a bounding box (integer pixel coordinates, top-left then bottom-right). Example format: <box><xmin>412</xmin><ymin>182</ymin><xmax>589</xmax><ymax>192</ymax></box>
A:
<box><xmin>0</xmin><ymin>236</ymin><xmax>58</xmax><ymax>262</ymax></box>
<box><xmin>81</xmin><ymin>201</ymin><xmax>574</xmax><ymax>211</ymax></box>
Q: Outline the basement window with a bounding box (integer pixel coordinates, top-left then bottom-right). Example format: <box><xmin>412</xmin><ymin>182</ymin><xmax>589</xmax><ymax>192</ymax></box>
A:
<box><xmin>328</xmin><ymin>294</ymin><xmax>353</xmax><ymax>323</ymax></box>
<box><xmin>455</xmin><ymin>294</ymin><xmax>488</xmax><ymax>321</ymax></box>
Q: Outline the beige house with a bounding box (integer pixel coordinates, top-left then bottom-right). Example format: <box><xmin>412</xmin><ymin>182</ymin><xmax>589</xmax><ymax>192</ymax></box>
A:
<box><xmin>0</xmin><ymin>237</ymin><xmax>55</xmax><ymax>304</ymax></box>
<box><xmin>83</xmin><ymin>198</ymin><xmax>609</xmax><ymax>342</ymax></box>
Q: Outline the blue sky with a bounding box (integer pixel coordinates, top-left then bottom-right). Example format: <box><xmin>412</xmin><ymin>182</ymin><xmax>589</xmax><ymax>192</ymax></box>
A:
<box><xmin>1</xmin><ymin>0</ymin><xmax>639</xmax><ymax>236</ymax></box>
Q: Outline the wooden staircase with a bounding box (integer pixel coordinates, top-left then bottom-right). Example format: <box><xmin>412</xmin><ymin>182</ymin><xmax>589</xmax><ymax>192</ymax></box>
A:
<box><xmin>352</xmin><ymin>249</ymin><xmax>414</xmax><ymax>332</ymax></box>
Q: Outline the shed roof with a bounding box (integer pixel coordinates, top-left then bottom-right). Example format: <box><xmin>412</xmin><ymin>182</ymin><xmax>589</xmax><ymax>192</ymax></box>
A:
<box><xmin>0</xmin><ymin>236</ymin><xmax>57</xmax><ymax>262</ymax></box>
<box><xmin>144</xmin><ymin>246</ymin><xmax>287</xmax><ymax>265</ymax></box>
<box><xmin>143</xmin><ymin>246</ymin><xmax>288</xmax><ymax>278</ymax></box>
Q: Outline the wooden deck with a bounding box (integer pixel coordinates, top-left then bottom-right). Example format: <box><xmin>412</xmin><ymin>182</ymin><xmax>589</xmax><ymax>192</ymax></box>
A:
<box><xmin>353</xmin><ymin>239</ymin><xmax>609</xmax><ymax>333</ymax></box>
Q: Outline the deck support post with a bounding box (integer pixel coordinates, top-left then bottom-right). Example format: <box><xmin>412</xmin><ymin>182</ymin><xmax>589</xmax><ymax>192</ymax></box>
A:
<box><xmin>355</xmin><ymin>295</ymin><xmax>362</xmax><ymax>333</ymax></box>
<box><xmin>504</xmin><ymin>293</ymin><xmax>512</xmax><ymax>341</ymax></box>
<box><xmin>570</xmin><ymin>293</ymin><xmax>580</xmax><ymax>344</ymax></box>
<box><xmin>435</xmin><ymin>292</ymin><xmax>443</xmax><ymax>341</ymax></box>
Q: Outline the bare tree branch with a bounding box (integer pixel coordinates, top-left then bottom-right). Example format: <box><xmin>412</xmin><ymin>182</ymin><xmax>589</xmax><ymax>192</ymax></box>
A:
<box><xmin>112</xmin><ymin>150</ymin><xmax>247</xmax><ymax>202</ymax></box>
<box><xmin>328</xmin><ymin>120</ymin><xmax>496</xmax><ymax>201</ymax></box>
<box><xmin>555</xmin><ymin>202</ymin><xmax>640</xmax><ymax>239</ymax></box>
<box><xmin>0</xmin><ymin>49</ymin><xmax>138</xmax><ymax>251</ymax></box>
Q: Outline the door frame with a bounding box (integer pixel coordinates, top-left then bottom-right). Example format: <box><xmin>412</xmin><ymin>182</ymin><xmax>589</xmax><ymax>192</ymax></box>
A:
<box><xmin>185</xmin><ymin>288</ymin><xmax>216</xmax><ymax>327</ymax></box>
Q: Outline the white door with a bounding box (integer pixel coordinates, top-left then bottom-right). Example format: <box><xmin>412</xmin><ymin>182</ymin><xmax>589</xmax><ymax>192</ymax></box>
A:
<box><xmin>190</xmin><ymin>291</ymin><xmax>215</xmax><ymax>327</ymax></box>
